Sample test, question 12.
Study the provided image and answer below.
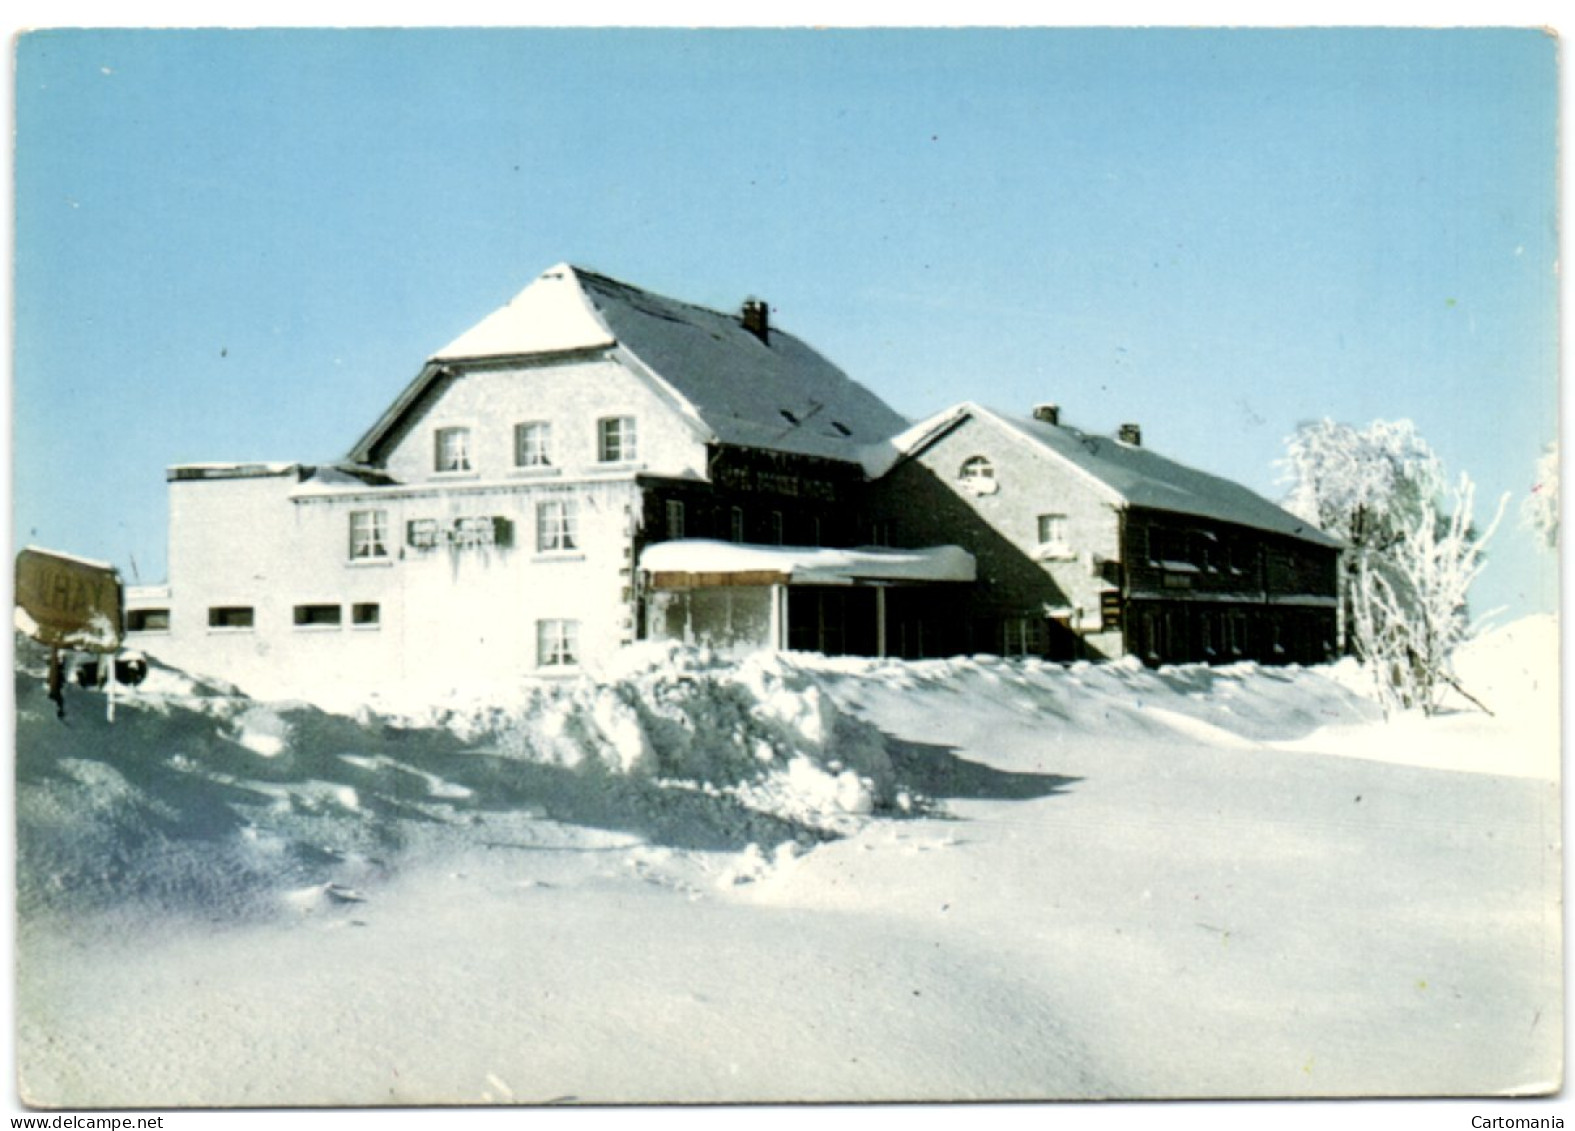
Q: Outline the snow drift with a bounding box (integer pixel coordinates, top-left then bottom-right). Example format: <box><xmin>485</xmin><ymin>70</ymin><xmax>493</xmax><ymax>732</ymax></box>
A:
<box><xmin>13</xmin><ymin>632</ymin><xmax>1400</xmax><ymax>925</ymax></box>
<box><xmin>13</xmin><ymin>638</ymin><xmax>907</xmax><ymax>924</ymax></box>
<box><xmin>12</xmin><ymin>624</ymin><xmax>1558</xmax><ymax>1106</ymax></box>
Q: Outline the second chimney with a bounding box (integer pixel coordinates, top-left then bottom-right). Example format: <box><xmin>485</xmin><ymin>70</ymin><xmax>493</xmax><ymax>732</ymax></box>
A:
<box><xmin>1032</xmin><ymin>403</ymin><xmax>1061</xmax><ymax>426</ymax></box>
<box><xmin>741</xmin><ymin>298</ymin><xmax>770</xmax><ymax>344</ymax></box>
<box><xmin>1118</xmin><ymin>423</ymin><xmax>1143</xmax><ymax>447</ymax></box>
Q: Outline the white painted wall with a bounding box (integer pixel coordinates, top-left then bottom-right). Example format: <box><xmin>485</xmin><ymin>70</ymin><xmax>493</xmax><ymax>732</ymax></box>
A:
<box><xmin>127</xmin><ymin>351</ymin><xmax>717</xmax><ymax>701</ymax></box>
<box><xmin>380</xmin><ymin>355</ymin><xmax>708</xmax><ymax>485</ymax></box>
<box><xmin>136</xmin><ymin>470</ymin><xmax>645</xmax><ymax>701</ymax></box>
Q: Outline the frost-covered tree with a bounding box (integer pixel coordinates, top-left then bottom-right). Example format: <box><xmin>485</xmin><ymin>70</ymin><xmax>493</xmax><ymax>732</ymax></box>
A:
<box><xmin>1365</xmin><ymin>474</ymin><xmax>1506</xmax><ymax>713</ymax></box>
<box><xmin>1281</xmin><ymin>419</ymin><xmax>1504</xmax><ymax>714</ymax></box>
<box><xmin>1520</xmin><ymin>440</ymin><xmax>1559</xmax><ymax>549</ymax></box>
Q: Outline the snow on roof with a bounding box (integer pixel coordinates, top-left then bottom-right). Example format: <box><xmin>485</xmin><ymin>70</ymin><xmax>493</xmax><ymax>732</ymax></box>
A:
<box><xmin>887</xmin><ymin>403</ymin><xmax>1342</xmax><ymax>548</ymax></box>
<box><xmin>356</xmin><ymin>264</ymin><xmax>908</xmax><ymax>467</ymax></box>
<box><xmin>433</xmin><ymin>263</ymin><xmax>616</xmax><ymax>360</ymax></box>
<box><xmin>167</xmin><ymin>462</ymin><xmax>300</xmax><ymax>482</ymax></box>
<box><xmin>640</xmin><ymin>539</ymin><xmax>976</xmax><ymax>586</ymax></box>
<box><xmin>287</xmin><ymin>465</ymin><xmax>400</xmax><ymax>497</ymax></box>
<box><xmin>20</xmin><ymin>544</ymin><xmax>117</xmax><ymax>572</ymax></box>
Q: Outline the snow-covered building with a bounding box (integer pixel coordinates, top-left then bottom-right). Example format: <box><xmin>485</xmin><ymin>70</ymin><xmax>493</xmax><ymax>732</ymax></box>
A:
<box><xmin>125</xmin><ymin>263</ymin><xmax>1339</xmax><ymax>697</ymax></box>
<box><xmin>125</xmin><ymin>264</ymin><xmax>976</xmax><ymax>696</ymax></box>
<box><xmin>863</xmin><ymin>402</ymin><xmax>1342</xmax><ymax>664</ymax></box>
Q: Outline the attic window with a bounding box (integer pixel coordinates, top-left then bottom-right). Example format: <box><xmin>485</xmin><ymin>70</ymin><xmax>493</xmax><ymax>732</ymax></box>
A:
<box><xmin>959</xmin><ymin>456</ymin><xmax>998</xmax><ymax>497</ymax></box>
<box><xmin>598</xmin><ymin>417</ymin><xmax>637</xmax><ymax>463</ymax></box>
<box><xmin>434</xmin><ymin>427</ymin><xmax>473</xmax><ymax>473</ymax></box>
<box><xmin>780</xmin><ymin>410</ymin><xmax>799</xmax><ymax>425</ymax></box>
<box><xmin>831</xmin><ymin>422</ymin><xmax>852</xmax><ymax>437</ymax></box>
<box><xmin>515</xmin><ymin>421</ymin><xmax>552</xmax><ymax>468</ymax></box>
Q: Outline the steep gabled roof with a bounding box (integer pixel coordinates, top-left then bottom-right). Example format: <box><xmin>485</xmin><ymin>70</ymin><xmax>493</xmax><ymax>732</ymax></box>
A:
<box><xmin>882</xmin><ymin>402</ymin><xmax>1342</xmax><ymax>548</ymax></box>
<box><xmin>348</xmin><ymin>263</ymin><xmax>907</xmax><ymax>467</ymax></box>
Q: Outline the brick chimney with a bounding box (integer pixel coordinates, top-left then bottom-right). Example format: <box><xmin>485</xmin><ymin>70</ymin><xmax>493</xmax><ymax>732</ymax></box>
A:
<box><xmin>1118</xmin><ymin>423</ymin><xmax>1142</xmax><ymax>446</ymax></box>
<box><xmin>741</xmin><ymin>298</ymin><xmax>770</xmax><ymax>344</ymax></box>
<box><xmin>1032</xmin><ymin>403</ymin><xmax>1061</xmax><ymax>426</ymax></box>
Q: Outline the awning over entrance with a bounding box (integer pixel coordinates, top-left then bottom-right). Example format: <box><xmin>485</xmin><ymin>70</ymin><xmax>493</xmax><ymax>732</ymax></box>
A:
<box><xmin>640</xmin><ymin>539</ymin><xmax>976</xmax><ymax>590</ymax></box>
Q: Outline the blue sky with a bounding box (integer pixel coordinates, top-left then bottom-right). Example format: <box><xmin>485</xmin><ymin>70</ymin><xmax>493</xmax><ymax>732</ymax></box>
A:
<box><xmin>11</xmin><ymin>27</ymin><xmax>1560</xmax><ymax>618</ymax></box>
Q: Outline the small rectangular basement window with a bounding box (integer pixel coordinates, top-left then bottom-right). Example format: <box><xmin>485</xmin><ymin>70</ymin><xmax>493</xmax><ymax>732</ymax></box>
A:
<box><xmin>293</xmin><ymin>604</ymin><xmax>342</xmax><ymax>627</ymax></box>
<box><xmin>352</xmin><ymin>603</ymin><xmax>381</xmax><ymax>627</ymax></box>
<box><xmin>127</xmin><ymin>608</ymin><xmax>170</xmax><ymax>632</ymax></box>
<box><xmin>208</xmin><ymin>606</ymin><xmax>255</xmax><ymax>629</ymax></box>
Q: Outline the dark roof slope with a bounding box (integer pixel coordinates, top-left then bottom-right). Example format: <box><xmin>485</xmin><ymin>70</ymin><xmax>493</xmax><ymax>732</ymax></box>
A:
<box><xmin>884</xmin><ymin>403</ymin><xmax>1340</xmax><ymax>548</ymax></box>
<box><xmin>349</xmin><ymin>264</ymin><xmax>906</xmax><ymax>467</ymax></box>
<box><xmin>575</xmin><ymin>268</ymin><xmax>906</xmax><ymax>462</ymax></box>
<box><xmin>1000</xmin><ymin>410</ymin><xmax>1341</xmax><ymax>547</ymax></box>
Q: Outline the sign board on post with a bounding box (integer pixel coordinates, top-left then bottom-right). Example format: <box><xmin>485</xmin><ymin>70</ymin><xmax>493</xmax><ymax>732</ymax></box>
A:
<box><xmin>14</xmin><ymin>546</ymin><xmax>125</xmax><ymax>654</ymax></box>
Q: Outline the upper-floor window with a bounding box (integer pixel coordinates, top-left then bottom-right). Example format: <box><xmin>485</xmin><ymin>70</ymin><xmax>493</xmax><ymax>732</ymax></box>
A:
<box><xmin>435</xmin><ymin>426</ymin><xmax>473</xmax><ymax>473</ymax></box>
<box><xmin>598</xmin><ymin>416</ymin><xmax>637</xmax><ymax>463</ymax></box>
<box><xmin>1037</xmin><ymin>513</ymin><xmax>1071</xmax><ymax>557</ymax></box>
<box><xmin>770</xmin><ymin>511</ymin><xmax>785</xmax><ymax>545</ymax></box>
<box><xmin>349</xmin><ymin>510</ymin><xmax>389</xmax><ymax>561</ymax></box>
<box><xmin>537</xmin><ymin>619</ymin><xmax>580</xmax><ymax>668</ymax></box>
<box><xmin>959</xmin><ymin>455</ymin><xmax>997</xmax><ymax>496</ymax></box>
<box><xmin>729</xmin><ymin>506</ymin><xmax>745</xmax><ymax>543</ymax></box>
<box><xmin>515</xmin><ymin>421</ymin><xmax>552</xmax><ymax>468</ymax></box>
<box><xmin>666</xmin><ymin>499</ymin><xmax>685</xmax><ymax>540</ymax></box>
<box><xmin>536</xmin><ymin>498</ymin><xmax>579</xmax><ymax>553</ymax></box>
<box><xmin>1149</xmin><ymin>527</ymin><xmax>1193</xmax><ymax>568</ymax></box>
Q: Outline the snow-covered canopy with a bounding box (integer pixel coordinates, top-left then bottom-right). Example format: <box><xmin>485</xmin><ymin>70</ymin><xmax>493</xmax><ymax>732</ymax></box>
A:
<box><xmin>876</xmin><ymin>403</ymin><xmax>1342</xmax><ymax>548</ymax></box>
<box><xmin>165</xmin><ymin>462</ymin><xmax>300</xmax><ymax>481</ymax></box>
<box><xmin>351</xmin><ymin>263</ymin><xmax>909</xmax><ymax>466</ymax></box>
<box><xmin>640</xmin><ymin>539</ymin><xmax>976</xmax><ymax>588</ymax></box>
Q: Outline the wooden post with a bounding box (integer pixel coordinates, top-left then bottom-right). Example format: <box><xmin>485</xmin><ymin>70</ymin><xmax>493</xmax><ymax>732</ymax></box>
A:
<box><xmin>104</xmin><ymin>653</ymin><xmax>117</xmax><ymax>723</ymax></box>
<box><xmin>875</xmin><ymin>586</ymin><xmax>887</xmax><ymax>659</ymax></box>
<box><xmin>769</xmin><ymin>584</ymin><xmax>785</xmax><ymax>650</ymax></box>
<box><xmin>47</xmin><ymin>648</ymin><xmax>64</xmax><ymax>719</ymax></box>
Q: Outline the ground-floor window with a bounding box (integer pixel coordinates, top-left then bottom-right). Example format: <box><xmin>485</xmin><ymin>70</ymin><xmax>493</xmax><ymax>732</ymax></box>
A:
<box><xmin>293</xmin><ymin>604</ymin><xmax>342</xmax><ymax>627</ymax></box>
<box><xmin>352</xmin><ymin>603</ymin><xmax>381</xmax><ymax>627</ymax></box>
<box><xmin>1000</xmin><ymin>615</ymin><xmax>1050</xmax><ymax>658</ymax></box>
<box><xmin>208</xmin><ymin>606</ymin><xmax>255</xmax><ymax>630</ymax></box>
<box><xmin>127</xmin><ymin>608</ymin><xmax>169</xmax><ymax>633</ymax></box>
<box><xmin>537</xmin><ymin>619</ymin><xmax>580</xmax><ymax>667</ymax></box>
<box><xmin>1225</xmin><ymin>610</ymin><xmax>1248</xmax><ymax>658</ymax></box>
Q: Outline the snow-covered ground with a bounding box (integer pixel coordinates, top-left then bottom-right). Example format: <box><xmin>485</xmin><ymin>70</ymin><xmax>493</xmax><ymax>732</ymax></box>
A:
<box><xmin>8</xmin><ymin>619</ymin><xmax>1561</xmax><ymax>1108</ymax></box>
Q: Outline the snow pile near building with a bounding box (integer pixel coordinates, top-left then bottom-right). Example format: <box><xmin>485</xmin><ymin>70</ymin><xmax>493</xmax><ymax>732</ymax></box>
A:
<box><xmin>395</xmin><ymin>644</ymin><xmax>897</xmax><ymax>830</ymax></box>
<box><xmin>785</xmin><ymin>648</ymin><xmax>1384</xmax><ymax>757</ymax></box>
<box><xmin>15</xmin><ymin>620</ymin><xmax>1549</xmax><ymax>927</ymax></box>
<box><xmin>11</xmin><ymin>636</ymin><xmax>901</xmax><ymax>924</ymax></box>
<box><xmin>13</xmin><ymin>622</ymin><xmax>1559</xmax><ymax>1107</ymax></box>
